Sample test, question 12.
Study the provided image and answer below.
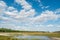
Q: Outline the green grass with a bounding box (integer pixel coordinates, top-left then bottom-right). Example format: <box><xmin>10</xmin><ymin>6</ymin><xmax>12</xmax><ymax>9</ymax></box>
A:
<box><xmin>0</xmin><ymin>35</ymin><xmax>19</xmax><ymax>40</ymax></box>
<box><xmin>0</xmin><ymin>35</ymin><xmax>41</xmax><ymax>40</ymax></box>
<box><xmin>0</xmin><ymin>33</ymin><xmax>60</xmax><ymax>40</ymax></box>
<box><xmin>30</xmin><ymin>33</ymin><xmax>60</xmax><ymax>37</ymax></box>
<box><xmin>0</xmin><ymin>28</ymin><xmax>60</xmax><ymax>40</ymax></box>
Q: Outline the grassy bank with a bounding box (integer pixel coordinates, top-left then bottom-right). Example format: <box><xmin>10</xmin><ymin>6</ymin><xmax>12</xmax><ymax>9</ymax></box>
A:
<box><xmin>0</xmin><ymin>35</ymin><xmax>19</xmax><ymax>40</ymax></box>
<box><xmin>0</xmin><ymin>32</ymin><xmax>60</xmax><ymax>37</ymax></box>
<box><xmin>0</xmin><ymin>28</ymin><xmax>60</xmax><ymax>37</ymax></box>
<box><xmin>0</xmin><ymin>28</ymin><xmax>60</xmax><ymax>40</ymax></box>
<box><xmin>26</xmin><ymin>33</ymin><xmax>60</xmax><ymax>37</ymax></box>
<box><xmin>0</xmin><ymin>35</ymin><xmax>41</xmax><ymax>40</ymax></box>
<box><xmin>0</xmin><ymin>32</ymin><xmax>60</xmax><ymax>40</ymax></box>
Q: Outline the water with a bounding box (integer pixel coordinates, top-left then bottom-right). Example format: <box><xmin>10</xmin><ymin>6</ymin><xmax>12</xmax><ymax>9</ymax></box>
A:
<box><xmin>14</xmin><ymin>35</ymin><xmax>51</xmax><ymax>40</ymax></box>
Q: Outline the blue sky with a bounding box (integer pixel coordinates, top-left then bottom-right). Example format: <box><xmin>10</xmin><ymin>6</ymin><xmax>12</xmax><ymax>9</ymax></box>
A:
<box><xmin>0</xmin><ymin>0</ymin><xmax>60</xmax><ymax>32</ymax></box>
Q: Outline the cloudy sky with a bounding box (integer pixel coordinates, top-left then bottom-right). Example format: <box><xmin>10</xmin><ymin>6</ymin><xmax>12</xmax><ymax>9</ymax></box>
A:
<box><xmin>0</xmin><ymin>0</ymin><xmax>60</xmax><ymax>32</ymax></box>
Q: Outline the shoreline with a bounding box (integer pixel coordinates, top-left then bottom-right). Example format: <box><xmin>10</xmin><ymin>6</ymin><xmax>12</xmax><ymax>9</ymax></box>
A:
<box><xmin>50</xmin><ymin>37</ymin><xmax>60</xmax><ymax>40</ymax></box>
<box><xmin>0</xmin><ymin>33</ymin><xmax>60</xmax><ymax>40</ymax></box>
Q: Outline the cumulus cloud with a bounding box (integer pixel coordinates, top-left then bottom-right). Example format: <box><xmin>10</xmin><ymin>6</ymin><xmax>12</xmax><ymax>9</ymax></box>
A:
<box><xmin>15</xmin><ymin>9</ymin><xmax>35</xmax><ymax>18</ymax></box>
<box><xmin>0</xmin><ymin>1</ymin><xmax>7</xmax><ymax>8</ymax></box>
<box><xmin>54</xmin><ymin>8</ymin><xmax>60</xmax><ymax>18</ymax></box>
<box><xmin>5</xmin><ymin>6</ymin><xmax>18</xmax><ymax>17</ymax></box>
<box><xmin>15</xmin><ymin>0</ymin><xmax>36</xmax><ymax>18</ymax></box>
<box><xmin>33</xmin><ymin>10</ymin><xmax>58</xmax><ymax>23</ymax></box>
<box><xmin>15</xmin><ymin>0</ymin><xmax>32</xmax><ymax>10</ymax></box>
<box><xmin>0</xmin><ymin>1</ymin><xmax>7</xmax><ymax>13</ymax></box>
<box><xmin>0</xmin><ymin>0</ymin><xmax>60</xmax><ymax>31</ymax></box>
<box><xmin>7</xmin><ymin>6</ymin><xmax>17</xmax><ymax>12</ymax></box>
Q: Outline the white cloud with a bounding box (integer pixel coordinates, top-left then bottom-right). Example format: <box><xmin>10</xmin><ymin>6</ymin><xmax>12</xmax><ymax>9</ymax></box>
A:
<box><xmin>0</xmin><ymin>1</ymin><xmax>7</xmax><ymax>8</ymax></box>
<box><xmin>55</xmin><ymin>8</ymin><xmax>60</xmax><ymax>18</ymax></box>
<box><xmin>15</xmin><ymin>0</ymin><xmax>32</xmax><ymax>10</ymax></box>
<box><xmin>0</xmin><ymin>1</ymin><xmax>8</xmax><ymax>21</ymax></box>
<box><xmin>33</xmin><ymin>10</ymin><xmax>58</xmax><ymax>23</ymax></box>
<box><xmin>0</xmin><ymin>0</ymin><xmax>60</xmax><ymax>31</ymax></box>
<box><xmin>16</xmin><ymin>9</ymin><xmax>35</xmax><ymax>18</ymax></box>
<box><xmin>4</xmin><ymin>6</ymin><xmax>18</xmax><ymax>18</ymax></box>
<box><xmin>0</xmin><ymin>1</ymin><xmax>7</xmax><ymax>13</ymax></box>
<box><xmin>0</xmin><ymin>16</ymin><xmax>8</xmax><ymax>21</ymax></box>
<box><xmin>41</xmin><ymin>10</ymin><xmax>58</xmax><ymax>20</ymax></box>
<box><xmin>8</xmin><ymin>6</ymin><xmax>16</xmax><ymax>11</ymax></box>
<box><xmin>7</xmin><ymin>6</ymin><xmax>18</xmax><ymax>13</ymax></box>
<box><xmin>55</xmin><ymin>8</ymin><xmax>60</xmax><ymax>13</ymax></box>
<box><xmin>13</xmin><ymin>0</ymin><xmax>36</xmax><ymax>18</ymax></box>
<box><xmin>0</xmin><ymin>24</ymin><xmax>17</xmax><ymax>30</ymax></box>
<box><xmin>5</xmin><ymin>11</ymin><xmax>17</xmax><ymax>17</ymax></box>
<box><xmin>47</xmin><ymin>24</ymin><xmax>54</xmax><ymax>27</ymax></box>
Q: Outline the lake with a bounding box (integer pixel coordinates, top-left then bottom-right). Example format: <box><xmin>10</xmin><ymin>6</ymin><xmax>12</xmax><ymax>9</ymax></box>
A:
<box><xmin>14</xmin><ymin>35</ymin><xmax>52</xmax><ymax>40</ymax></box>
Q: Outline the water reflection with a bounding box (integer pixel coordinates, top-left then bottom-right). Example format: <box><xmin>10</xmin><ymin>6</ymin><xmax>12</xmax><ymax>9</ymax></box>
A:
<box><xmin>14</xmin><ymin>35</ymin><xmax>51</xmax><ymax>40</ymax></box>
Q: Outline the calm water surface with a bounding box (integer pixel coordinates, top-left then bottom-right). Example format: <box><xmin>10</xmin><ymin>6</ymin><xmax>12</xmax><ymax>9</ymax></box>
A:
<box><xmin>14</xmin><ymin>35</ymin><xmax>52</xmax><ymax>40</ymax></box>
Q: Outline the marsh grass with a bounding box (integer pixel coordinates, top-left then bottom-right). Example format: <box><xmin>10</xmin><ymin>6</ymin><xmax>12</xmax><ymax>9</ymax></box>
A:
<box><xmin>0</xmin><ymin>35</ymin><xmax>41</xmax><ymax>40</ymax></box>
<box><xmin>0</xmin><ymin>32</ymin><xmax>60</xmax><ymax>40</ymax></box>
<box><xmin>0</xmin><ymin>35</ymin><xmax>19</xmax><ymax>40</ymax></box>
